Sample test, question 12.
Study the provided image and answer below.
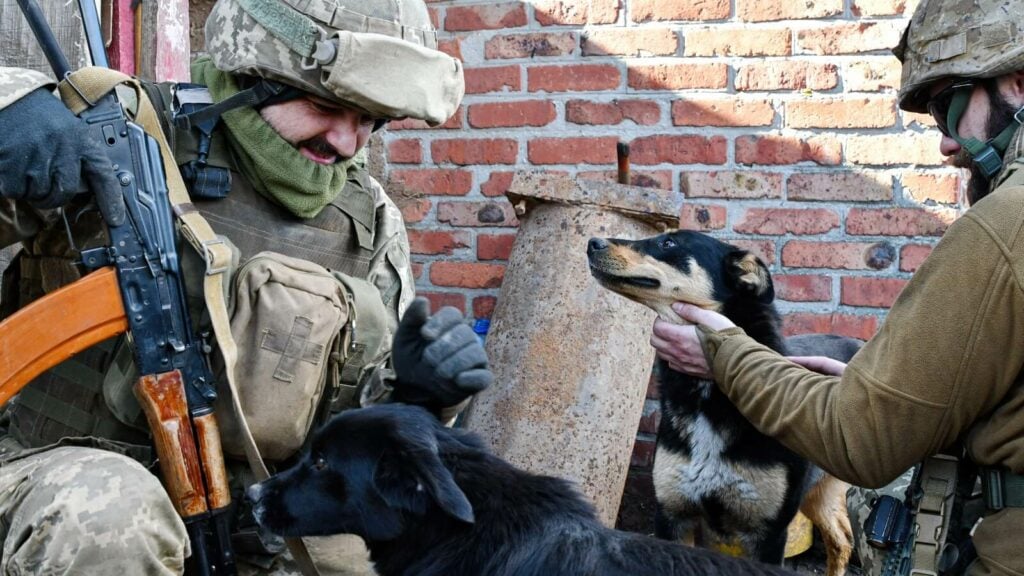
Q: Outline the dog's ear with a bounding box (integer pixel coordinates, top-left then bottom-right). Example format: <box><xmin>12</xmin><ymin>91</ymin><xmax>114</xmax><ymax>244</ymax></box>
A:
<box><xmin>408</xmin><ymin>444</ymin><xmax>475</xmax><ymax>524</ymax></box>
<box><xmin>726</xmin><ymin>250</ymin><xmax>774</xmax><ymax>302</ymax></box>
<box><xmin>376</xmin><ymin>432</ymin><xmax>475</xmax><ymax>524</ymax></box>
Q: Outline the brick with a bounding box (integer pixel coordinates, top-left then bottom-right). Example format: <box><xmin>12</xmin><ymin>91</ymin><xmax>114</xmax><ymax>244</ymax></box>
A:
<box><xmin>736</xmin><ymin>135</ymin><xmax>841</xmax><ymax>166</ymax></box>
<box><xmin>386</xmin><ymin>139</ymin><xmax>422</xmax><ymax>164</ymax></box>
<box><xmin>533</xmin><ymin>0</ymin><xmax>619</xmax><ymax>25</ymax></box>
<box><xmin>679</xmin><ymin>204</ymin><xmax>727</xmax><ymax>230</ymax></box>
<box><xmin>478</xmin><ymin>234</ymin><xmax>517</xmax><ymax>260</ymax></box>
<box><xmin>774</xmin><ymin>274</ymin><xmax>832</xmax><ymax>302</ymax></box>
<box><xmin>411</xmin><ymin>262</ymin><xmax>423</xmax><ymax>280</ymax></box>
<box><xmin>732</xmin><ymin>239</ymin><xmax>777</xmax><ymax>265</ymax></box>
<box><xmin>901</xmin><ymin>172</ymin><xmax>960</xmax><ymax>205</ymax></box>
<box><xmin>797</xmin><ymin>22</ymin><xmax>905</xmax><ymax>55</ymax></box>
<box><xmin>397</xmin><ymin>197</ymin><xmax>431</xmax><ymax>223</ymax></box>
<box><xmin>437</xmin><ymin>38</ymin><xmax>462</xmax><ymax>61</ymax></box>
<box><xmin>465</xmin><ymin>66</ymin><xmax>521</xmax><ymax>94</ymax></box>
<box><xmin>841</xmin><ymin>277</ymin><xmax>908</xmax><ymax>308</ymax></box>
<box><xmin>627</xmin><ymin>63</ymin><xmax>728</xmax><ymax>90</ymax></box>
<box><xmin>432</xmin><ymin>139</ymin><xmax>518</xmax><ymax>165</ymax></box>
<box><xmin>637</xmin><ymin>401</ymin><xmax>661</xmax><ymax>435</ymax></box>
<box><xmin>581</xmin><ymin>28</ymin><xmax>678</xmax><ymax>57</ymax></box>
<box><xmin>735</xmin><ymin>61</ymin><xmax>838</xmax><ymax>91</ymax></box>
<box><xmin>437</xmin><ymin>201</ymin><xmax>519</xmax><ymax>227</ymax></box>
<box><xmin>782</xmin><ymin>240</ymin><xmax>895</xmax><ymax>270</ymax></box>
<box><xmin>407</xmin><ymin>230</ymin><xmax>470</xmax><ymax>255</ymax></box>
<box><xmin>900</xmin><ymin>244</ymin><xmax>932</xmax><ymax>272</ymax></box>
<box><xmin>788</xmin><ymin>172</ymin><xmax>893</xmax><ymax>202</ymax></box>
<box><xmin>472</xmin><ymin>296</ymin><xmax>497</xmax><ymax>319</ymax></box>
<box><xmin>420</xmin><ymin>291</ymin><xmax>467</xmax><ymax>314</ymax></box>
<box><xmin>567</xmin><ymin>99</ymin><xmax>661</xmax><ymax>126</ymax></box>
<box><xmin>846</xmin><ymin>134</ymin><xmax>946</xmax><ymax>166</ymax></box>
<box><xmin>578</xmin><ymin>170</ymin><xmax>674</xmax><ymax>190</ymax></box>
<box><xmin>430</xmin><ymin>262</ymin><xmax>506</xmax><ymax>289</ymax></box>
<box><xmin>672</xmin><ymin>97</ymin><xmax>774</xmax><ymax>126</ymax></box>
<box><xmin>851</xmin><ymin>0</ymin><xmax>909</xmax><ymax>15</ymax></box>
<box><xmin>390</xmin><ymin>169</ymin><xmax>473</xmax><ymax>196</ymax></box>
<box><xmin>631</xmin><ymin>135</ymin><xmax>728</xmax><ymax>165</ymax></box>
<box><xmin>388</xmin><ymin>110</ymin><xmax>463</xmax><ymax>130</ymax></box>
<box><xmin>445</xmin><ymin>3</ymin><xmax>527</xmax><ymax>31</ymax></box>
<box><xmin>427</xmin><ymin>6</ymin><xmax>439</xmax><ymax>29</ymax></box>
<box><xmin>684</xmin><ymin>27</ymin><xmax>791</xmax><ymax>57</ymax></box>
<box><xmin>845</xmin><ymin>59</ymin><xmax>902</xmax><ymax>91</ymax></box>
<box><xmin>904</xmin><ymin>111</ymin><xmax>937</xmax><ymax>131</ymax></box>
<box><xmin>737</xmin><ymin>0</ymin><xmax>842</xmax><ymax>21</ymax></box>
<box><xmin>682</xmin><ymin>171</ymin><xmax>783</xmax><ymax>199</ymax></box>
<box><xmin>481</xmin><ymin>172</ymin><xmax>515</xmax><ymax>198</ymax></box>
<box><xmin>630</xmin><ymin>437</ymin><xmax>657</xmax><ymax>467</ymax></box>
<box><xmin>846</xmin><ymin>208</ymin><xmax>955</xmax><ymax>236</ymax></box>
<box><xmin>485</xmin><ymin>33</ymin><xmax>576</xmax><ymax>59</ymax></box>
<box><xmin>529</xmin><ymin>64</ymin><xmax>621</xmax><ymax>92</ymax></box>
<box><xmin>528</xmin><ymin>136</ymin><xmax>619</xmax><ymax>165</ymax></box>
<box><xmin>782</xmin><ymin>313</ymin><xmax>879</xmax><ymax>340</ymax></box>
<box><xmin>632</xmin><ymin>0</ymin><xmax>730</xmax><ymax>21</ymax></box>
<box><xmin>468</xmin><ymin>100</ymin><xmax>556</xmax><ymax>128</ymax></box>
<box><xmin>785</xmin><ymin>96</ymin><xmax>897</xmax><ymax>129</ymax></box>
<box><xmin>734</xmin><ymin>208</ymin><xmax>840</xmax><ymax>235</ymax></box>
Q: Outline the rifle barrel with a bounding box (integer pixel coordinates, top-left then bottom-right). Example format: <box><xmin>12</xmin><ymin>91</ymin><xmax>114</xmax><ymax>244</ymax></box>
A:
<box><xmin>78</xmin><ymin>0</ymin><xmax>109</xmax><ymax>68</ymax></box>
<box><xmin>14</xmin><ymin>0</ymin><xmax>71</xmax><ymax>78</ymax></box>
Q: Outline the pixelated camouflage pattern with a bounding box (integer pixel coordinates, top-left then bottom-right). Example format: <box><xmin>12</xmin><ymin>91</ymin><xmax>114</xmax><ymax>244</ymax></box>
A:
<box><xmin>848</xmin><ymin>468</ymin><xmax>916</xmax><ymax>576</ymax></box>
<box><xmin>0</xmin><ymin>67</ymin><xmax>54</xmax><ymax>110</ymax></box>
<box><xmin>0</xmin><ymin>446</ymin><xmax>188</xmax><ymax>574</ymax></box>
<box><xmin>238</xmin><ymin>534</ymin><xmax>376</xmax><ymax>575</ymax></box>
<box><xmin>895</xmin><ymin>0</ymin><xmax>1024</xmax><ymax>112</ymax></box>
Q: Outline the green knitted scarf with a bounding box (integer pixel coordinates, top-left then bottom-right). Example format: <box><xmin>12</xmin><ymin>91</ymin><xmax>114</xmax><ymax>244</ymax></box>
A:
<box><xmin>191</xmin><ymin>57</ymin><xmax>360</xmax><ymax>219</ymax></box>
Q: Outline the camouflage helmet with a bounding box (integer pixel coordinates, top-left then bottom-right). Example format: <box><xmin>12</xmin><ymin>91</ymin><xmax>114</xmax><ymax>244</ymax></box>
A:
<box><xmin>894</xmin><ymin>0</ymin><xmax>1024</xmax><ymax>113</ymax></box>
<box><xmin>204</xmin><ymin>0</ymin><xmax>464</xmax><ymax>126</ymax></box>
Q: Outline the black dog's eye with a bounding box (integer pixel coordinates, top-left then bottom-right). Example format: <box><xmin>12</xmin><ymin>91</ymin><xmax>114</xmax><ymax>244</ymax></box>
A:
<box><xmin>660</xmin><ymin>238</ymin><xmax>677</xmax><ymax>249</ymax></box>
<box><xmin>313</xmin><ymin>455</ymin><xmax>328</xmax><ymax>471</ymax></box>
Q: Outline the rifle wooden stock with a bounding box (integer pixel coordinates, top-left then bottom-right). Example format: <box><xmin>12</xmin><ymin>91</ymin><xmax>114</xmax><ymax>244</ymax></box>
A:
<box><xmin>0</xmin><ymin>267</ymin><xmax>127</xmax><ymax>407</ymax></box>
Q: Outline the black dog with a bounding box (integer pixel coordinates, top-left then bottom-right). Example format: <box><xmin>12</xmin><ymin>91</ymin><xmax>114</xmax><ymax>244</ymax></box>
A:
<box><xmin>248</xmin><ymin>403</ymin><xmax>799</xmax><ymax>576</ymax></box>
<box><xmin>588</xmin><ymin>230</ymin><xmax>857</xmax><ymax>576</ymax></box>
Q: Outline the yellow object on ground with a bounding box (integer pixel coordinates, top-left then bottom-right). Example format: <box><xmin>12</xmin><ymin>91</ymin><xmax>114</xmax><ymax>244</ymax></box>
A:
<box><xmin>785</xmin><ymin>511</ymin><xmax>814</xmax><ymax>558</ymax></box>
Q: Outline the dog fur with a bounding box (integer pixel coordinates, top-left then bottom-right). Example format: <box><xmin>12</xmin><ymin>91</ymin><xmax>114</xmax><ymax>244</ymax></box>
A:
<box><xmin>587</xmin><ymin>230</ymin><xmax>857</xmax><ymax>576</ymax></box>
<box><xmin>248</xmin><ymin>403</ymin><xmax>801</xmax><ymax>576</ymax></box>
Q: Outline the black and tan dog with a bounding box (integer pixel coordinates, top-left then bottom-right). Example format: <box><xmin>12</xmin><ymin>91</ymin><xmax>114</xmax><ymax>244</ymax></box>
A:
<box><xmin>248</xmin><ymin>403</ymin><xmax>801</xmax><ymax>576</ymax></box>
<box><xmin>587</xmin><ymin>230</ymin><xmax>856</xmax><ymax>576</ymax></box>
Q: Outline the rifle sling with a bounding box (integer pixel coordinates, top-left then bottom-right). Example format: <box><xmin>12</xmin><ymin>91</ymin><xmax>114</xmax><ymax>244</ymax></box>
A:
<box><xmin>57</xmin><ymin>67</ymin><xmax>322</xmax><ymax>576</ymax></box>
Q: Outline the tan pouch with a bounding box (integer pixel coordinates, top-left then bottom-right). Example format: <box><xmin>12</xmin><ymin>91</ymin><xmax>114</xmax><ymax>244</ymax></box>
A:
<box><xmin>217</xmin><ymin>251</ymin><xmax>349</xmax><ymax>461</ymax></box>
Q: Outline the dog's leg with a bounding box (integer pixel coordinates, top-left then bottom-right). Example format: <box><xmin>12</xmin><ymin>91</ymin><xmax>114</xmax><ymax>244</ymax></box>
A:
<box><xmin>800</xmin><ymin>475</ymin><xmax>853</xmax><ymax>576</ymax></box>
<box><xmin>655</xmin><ymin>507</ymin><xmax>698</xmax><ymax>547</ymax></box>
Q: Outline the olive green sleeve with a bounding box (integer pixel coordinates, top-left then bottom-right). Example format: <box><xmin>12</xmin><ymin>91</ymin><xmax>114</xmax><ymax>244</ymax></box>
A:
<box><xmin>701</xmin><ymin>209</ymin><xmax>1024</xmax><ymax>488</ymax></box>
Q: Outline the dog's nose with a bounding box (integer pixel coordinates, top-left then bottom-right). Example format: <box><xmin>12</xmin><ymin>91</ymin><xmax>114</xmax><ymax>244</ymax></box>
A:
<box><xmin>587</xmin><ymin>237</ymin><xmax>609</xmax><ymax>254</ymax></box>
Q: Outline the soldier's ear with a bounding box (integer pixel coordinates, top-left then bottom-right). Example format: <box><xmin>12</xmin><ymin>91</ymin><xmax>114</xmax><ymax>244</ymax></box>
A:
<box><xmin>725</xmin><ymin>251</ymin><xmax>774</xmax><ymax>303</ymax></box>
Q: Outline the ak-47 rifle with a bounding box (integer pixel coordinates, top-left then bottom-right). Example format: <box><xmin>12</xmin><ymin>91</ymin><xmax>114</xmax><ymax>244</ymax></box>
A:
<box><xmin>1</xmin><ymin>1</ymin><xmax>236</xmax><ymax>574</ymax></box>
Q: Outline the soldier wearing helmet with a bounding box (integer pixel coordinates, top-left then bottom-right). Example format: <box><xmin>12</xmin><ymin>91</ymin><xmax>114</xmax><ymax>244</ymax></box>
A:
<box><xmin>0</xmin><ymin>0</ymin><xmax>490</xmax><ymax>574</ymax></box>
<box><xmin>648</xmin><ymin>1</ymin><xmax>1024</xmax><ymax>575</ymax></box>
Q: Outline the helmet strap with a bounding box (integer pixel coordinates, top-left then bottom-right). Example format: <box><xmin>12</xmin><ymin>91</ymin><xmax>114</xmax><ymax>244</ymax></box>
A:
<box><xmin>173</xmin><ymin>79</ymin><xmax>298</xmax><ymax>132</ymax></box>
<box><xmin>947</xmin><ymin>89</ymin><xmax>1024</xmax><ymax>180</ymax></box>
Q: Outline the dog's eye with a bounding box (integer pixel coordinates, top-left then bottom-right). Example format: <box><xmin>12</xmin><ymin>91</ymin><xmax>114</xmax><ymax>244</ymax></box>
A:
<box><xmin>660</xmin><ymin>238</ymin><xmax>677</xmax><ymax>249</ymax></box>
<box><xmin>313</xmin><ymin>455</ymin><xmax>328</xmax><ymax>471</ymax></box>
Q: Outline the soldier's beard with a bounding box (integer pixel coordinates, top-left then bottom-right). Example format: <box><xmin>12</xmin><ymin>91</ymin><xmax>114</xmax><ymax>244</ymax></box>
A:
<box><xmin>961</xmin><ymin>87</ymin><xmax>1021</xmax><ymax>205</ymax></box>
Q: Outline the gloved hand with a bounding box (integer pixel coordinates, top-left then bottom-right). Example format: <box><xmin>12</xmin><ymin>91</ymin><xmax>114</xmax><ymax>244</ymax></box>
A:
<box><xmin>0</xmin><ymin>88</ymin><xmax>124</xmax><ymax>225</ymax></box>
<box><xmin>391</xmin><ymin>298</ymin><xmax>493</xmax><ymax>412</ymax></box>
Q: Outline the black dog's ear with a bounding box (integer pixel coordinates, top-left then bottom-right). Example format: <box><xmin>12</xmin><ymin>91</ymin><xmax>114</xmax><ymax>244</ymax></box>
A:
<box><xmin>408</xmin><ymin>444</ymin><xmax>475</xmax><ymax>524</ymax></box>
<box><xmin>726</xmin><ymin>250</ymin><xmax>774</xmax><ymax>302</ymax></box>
<box><xmin>376</xmin><ymin>433</ymin><xmax>475</xmax><ymax>524</ymax></box>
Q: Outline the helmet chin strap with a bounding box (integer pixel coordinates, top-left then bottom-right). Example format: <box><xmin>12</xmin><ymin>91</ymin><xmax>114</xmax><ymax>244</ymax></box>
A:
<box><xmin>946</xmin><ymin>89</ymin><xmax>1024</xmax><ymax>179</ymax></box>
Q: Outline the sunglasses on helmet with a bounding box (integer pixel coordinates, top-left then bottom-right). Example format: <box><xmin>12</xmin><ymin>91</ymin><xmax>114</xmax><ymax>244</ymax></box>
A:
<box><xmin>925</xmin><ymin>80</ymin><xmax>975</xmax><ymax>137</ymax></box>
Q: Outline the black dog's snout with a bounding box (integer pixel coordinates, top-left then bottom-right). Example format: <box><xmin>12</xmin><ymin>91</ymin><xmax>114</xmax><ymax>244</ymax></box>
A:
<box><xmin>587</xmin><ymin>237</ymin><xmax>609</xmax><ymax>254</ymax></box>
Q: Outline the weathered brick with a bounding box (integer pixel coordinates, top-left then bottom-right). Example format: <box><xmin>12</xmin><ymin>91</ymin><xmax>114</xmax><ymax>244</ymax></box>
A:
<box><xmin>636</xmin><ymin>401</ymin><xmax>661</xmax><ymax>435</ymax></box>
<box><xmin>529</xmin><ymin>64</ymin><xmax>621</xmax><ymax>92</ymax></box>
<box><xmin>485</xmin><ymin>32</ymin><xmax>576</xmax><ymax>59</ymax></box>
<box><xmin>679</xmin><ymin>204</ymin><xmax>727</xmax><ymax>230</ymax></box>
<box><xmin>631</xmin><ymin>437</ymin><xmax>657</xmax><ymax>468</ymax></box>
<box><xmin>787</xmin><ymin>172</ymin><xmax>893</xmax><ymax>202</ymax></box>
<box><xmin>774</xmin><ymin>274</ymin><xmax>832</xmax><ymax>302</ymax></box>
<box><xmin>846</xmin><ymin>134</ymin><xmax>946</xmax><ymax>166</ymax></box>
<box><xmin>567</xmin><ymin>99</ymin><xmax>661</xmax><ymax>125</ymax></box>
<box><xmin>737</xmin><ymin>0</ymin><xmax>842</xmax><ymax>21</ymax></box>
<box><xmin>528</xmin><ymin>136</ymin><xmax>619</xmax><ymax>165</ymax></box>
<box><xmin>631</xmin><ymin>135</ymin><xmax>728</xmax><ymax>165</ymax></box>
<box><xmin>797</xmin><ymin>22</ymin><xmax>905</xmax><ymax>55</ymax></box>
<box><xmin>578</xmin><ymin>170</ymin><xmax>674</xmax><ymax>190</ymax></box>
<box><xmin>445</xmin><ymin>3</ymin><xmax>527</xmax><ymax>31</ymax></box>
<box><xmin>481</xmin><ymin>172</ymin><xmax>515</xmax><ymax>197</ymax></box>
<box><xmin>411</xmin><ymin>262</ymin><xmax>423</xmax><ymax>280</ymax></box>
<box><xmin>408</xmin><ymin>230</ymin><xmax>470</xmax><ymax>255</ymax></box>
<box><xmin>841</xmin><ymin>277</ymin><xmax>908</xmax><ymax>308</ymax></box>
<box><xmin>632</xmin><ymin>0</ymin><xmax>731</xmax><ymax>21</ymax></box>
<box><xmin>782</xmin><ymin>240</ymin><xmax>894</xmax><ymax>270</ymax></box>
<box><xmin>900</xmin><ymin>244</ymin><xmax>932</xmax><ymax>272</ymax></box>
<box><xmin>785</xmin><ymin>96</ymin><xmax>897</xmax><ymax>129</ymax></box>
<box><xmin>472</xmin><ymin>296</ymin><xmax>497</xmax><ymax>319</ymax></box>
<box><xmin>844</xmin><ymin>59</ymin><xmax>902</xmax><ymax>91</ymax></box>
<box><xmin>390</xmin><ymin>169</ymin><xmax>473</xmax><ymax>196</ymax></box>
<box><xmin>478</xmin><ymin>234</ymin><xmax>517</xmax><ymax>260</ymax></box>
<box><xmin>627</xmin><ymin>63</ymin><xmax>728</xmax><ymax>90</ymax></box>
<box><xmin>388</xmin><ymin>109</ymin><xmax>463</xmax><ymax>130</ymax></box>
<box><xmin>387</xmin><ymin>139</ymin><xmax>422</xmax><ymax>164</ymax></box>
<box><xmin>732</xmin><ymin>239</ymin><xmax>777</xmax><ymax>265</ymax></box>
<box><xmin>468</xmin><ymin>100</ymin><xmax>556</xmax><ymax>128</ymax></box>
<box><xmin>736</xmin><ymin>135</ymin><xmax>841</xmax><ymax>166</ymax></box>
<box><xmin>682</xmin><ymin>171</ymin><xmax>783</xmax><ymax>199</ymax></box>
<box><xmin>904</xmin><ymin>111</ymin><xmax>937</xmax><ymax>131</ymax></box>
<box><xmin>782</xmin><ymin>312</ymin><xmax>879</xmax><ymax>340</ymax></box>
<box><xmin>684</xmin><ymin>27</ymin><xmax>791</xmax><ymax>57</ymax></box>
<box><xmin>846</xmin><ymin>208</ymin><xmax>956</xmax><ymax>236</ymax></box>
<box><xmin>900</xmin><ymin>172</ymin><xmax>961</xmax><ymax>205</ymax></box>
<box><xmin>397</xmin><ymin>197</ymin><xmax>432</xmax><ymax>223</ymax></box>
<box><xmin>432</xmin><ymin>139</ymin><xmax>518</xmax><ymax>165</ymax></box>
<box><xmin>533</xmin><ymin>0</ymin><xmax>620</xmax><ymax>25</ymax></box>
<box><xmin>464</xmin><ymin>66</ymin><xmax>521</xmax><ymax>94</ymax></box>
<box><xmin>735</xmin><ymin>208</ymin><xmax>840</xmax><ymax>235</ymax></box>
<box><xmin>420</xmin><ymin>292</ymin><xmax>467</xmax><ymax>314</ymax></box>
<box><xmin>437</xmin><ymin>38</ymin><xmax>462</xmax><ymax>60</ymax></box>
<box><xmin>437</xmin><ymin>201</ymin><xmax>519</xmax><ymax>227</ymax></box>
<box><xmin>430</xmin><ymin>262</ymin><xmax>506</xmax><ymax>289</ymax></box>
<box><xmin>852</xmin><ymin>0</ymin><xmax>909</xmax><ymax>15</ymax></box>
<box><xmin>581</xmin><ymin>28</ymin><xmax>678</xmax><ymax>57</ymax></box>
<box><xmin>735</xmin><ymin>61</ymin><xmax>838</xmax><ymax>91</ymax></box>
<box><xmin>672</xmin><ymin>97</ymin><xmax>774</xmax><ymax>126</ymax></box>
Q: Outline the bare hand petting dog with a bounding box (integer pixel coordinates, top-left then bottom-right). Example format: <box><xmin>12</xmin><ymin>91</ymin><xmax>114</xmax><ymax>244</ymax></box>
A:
<box><xmin>786</xmin><ymin>356</ymin><xmax>848</xmax><ymax>376</ymax></box>
<box><xmin>391</xmin><ymin>298</ymin><xmax>493</xmax><ymax>413</ymax></box>
<box><xmin>650</xmin><ymin>302</ymin><xmax>735</xmax><ymax>379</ymax></box>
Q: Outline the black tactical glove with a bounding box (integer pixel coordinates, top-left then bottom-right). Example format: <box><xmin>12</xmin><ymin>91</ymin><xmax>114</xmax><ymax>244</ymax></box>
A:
<box><xmin>0</xmin><ymin>88</ymin><xmax>124</xmax><ymax>225</ymax></box>
<box><xmin>391</xmin><ymin>298</ymin><xmax>493</xmax><ymax>413</ymax></box>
